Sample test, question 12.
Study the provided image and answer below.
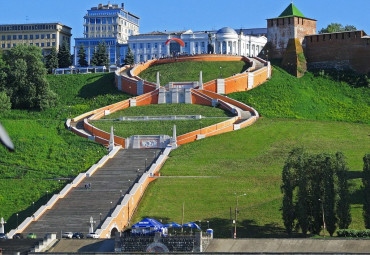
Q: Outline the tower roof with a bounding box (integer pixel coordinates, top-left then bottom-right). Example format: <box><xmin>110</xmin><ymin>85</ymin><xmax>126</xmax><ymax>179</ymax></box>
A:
<box><xmin>278</xmin><ymin>3</ymin><xmax>305</xmax><ymax>18</ymax></box>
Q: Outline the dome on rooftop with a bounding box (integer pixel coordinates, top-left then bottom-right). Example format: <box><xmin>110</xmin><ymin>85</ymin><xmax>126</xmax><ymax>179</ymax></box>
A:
<box><xmin>217</xmin><ymin>27</ymin><xmax>237</xmax><ymax>35</ymax></box>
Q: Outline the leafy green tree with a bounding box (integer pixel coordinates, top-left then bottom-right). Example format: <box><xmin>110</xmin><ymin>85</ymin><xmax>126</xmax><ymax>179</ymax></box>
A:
<box><xmin>58</xmin><ymin>40</ymin><xmax>72</xmax><ymax>68</ymax></box>
<box><xmin>281</xmin><ymin>148</ymin><xmax>301</xmax><ymax>235</ymax></box>
<box><xmin>296</xmin><ymin>154</ymin><xmax>309</xmax><ymax>236</ymax></box>
<box><xmin>0</xmin><ymin>91</ymin><xmax>11</xmax><ymax>112</ymax></box>
<box><xmin>45</xmin><ymin>46</ymin><xmax>59</xmax><ymax>74</ymax></box>
<box><xmin>91</xmin><ymin>42</ymin><xmax>109</xmax><ymax>67</ymax></box>
<box><xmin>0</xmin><ymin>51</ymin><xmax>7</xmax><ymax>92</ymax></box>
<box><xmin>363</xmin><ymin>154</ymin><xmax>370</xmax><ymax>228</ymax></box>
<box><xmin>5</xmin><ymin>45</ymin><xmax>57</xmax><ymax>110</ymax></box>
<box><xmin>336</xmin><ymin>152</ymin><xmax>351</xmax><ymax>229</ymax></box>
<box><xmin>309</xmin><ymin>155</ymin><xmax>324</xmax><ymax>235</ymax></box>
<box><xmin>319</xmin><ymin>23</ymin><xmax>357</xmax><ymax>34</ymax></box>
<box><xmin>323</xmin><ymin>156</ymin><xmax>337</xmax><ymax>236</ymax></box>
<box><xmin>123</xmin><ymin>46</ymin><xmax>134</xmax><ymax>66</ymax></box>
<box><xmin>78</xmin><ymin>44</ymin><xmax>88</xmax><ymax>67</ymax></box>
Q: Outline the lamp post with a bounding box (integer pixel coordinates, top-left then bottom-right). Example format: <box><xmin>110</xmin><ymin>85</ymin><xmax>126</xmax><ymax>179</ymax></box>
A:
<box><xmin>319</xmin><ymin>199</ymin><xmax>326</xmax><ymax>237</ymax></box>
<box><xmin>99</xmin><ymin>213</ymin><xmax>102</xmax><ymax>224</ymax></box>
<box><xmin>32</xmin><ymin>202</ymin><xmax>35</xmax><ymax>213</ymax></box>
<box><xmin>219</xmin><ymin>66</ymin><xmax>222</xmax><ymax>78</ymax></box>
<box><xmin>46</xmin><ymin>190</ymin><xmax>49</xmax><ymax>202</ymax></box>
<box><xmin>16</xmin><ymin>213</ymin><xmax>19</xmax><ymax>229</ymax></box>
<box><xmin>110</xmin><ymin>201</ymin><xmax>113</xmax><ymax>213</ymax></box>
<box><xmin>145</xmin><ymin>158</ymin><xmax>147</xmax><ymax>170</ymax></box>
<box><xmin>234</xmin><ymin>193</ymin><xmax>247</xmax><ymax>239</ymax></box>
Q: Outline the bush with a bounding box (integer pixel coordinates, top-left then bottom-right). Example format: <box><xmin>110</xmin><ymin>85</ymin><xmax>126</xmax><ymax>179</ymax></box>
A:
<box><xmin>337</xmin><ymin>229</ymin><xmax>370</xmax><ymax>238</ymax></box>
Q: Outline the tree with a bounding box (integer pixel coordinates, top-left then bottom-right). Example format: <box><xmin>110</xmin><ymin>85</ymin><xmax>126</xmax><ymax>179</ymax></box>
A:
<box><xmin>0</xmin><ymin>51</ymin><xmax>8</xmax><ymax>93</ymax></box>
<box><xmin>58</xmin><ymin>40</ymin><xmax>72</xmax><ymax>68</ymax></box>
<box><xmin>91</xmin><ymin>42</ymin><xmax>109</xmax><ymax>67</ymax></box>
<box><xmin>323</xmin><ymin>156</ymin><xmax>337</xmax><ymax>236</ymax></box>
<box><xmin>281</xmin><ymin>148</ymin><xmax>301</xmax><ymax>235</ymax></box>
<box><xmin>0</xmin><ymin>91</ymin><xmax>11</xmax><ymax>112</ymax></box>
<box><xmin>363</xmin><ymin>154</ymin><xmax>370</xmax><ymax>229</ymax></box>
<box><xmin>336</xmin><ymin>152</ymin><xmax>351</xmax><ymax>229</ymax></box>
<box><xmin>123</xmin><ymin>46</ymin><xmax>134</xmax><ymax>66</ymax></box>
<box><xmin>45</xmin><ymin>46</ymin><xmax>59</xmax><ymax>74</ymax></box>
<box><xmin>319</xmin><ymin>23</ymin><xmax>357</xmax><ymax>34</ymax></box>
<box><xmin>5</xmin><ymin>45</ymin><xmax>57</xmax><ymax>110</ymax></box>
<box><xmin>296</xmin><ymin>154</ymin><xmax>309</xmax><ymax>236</ymax></box>
<box><xmin>78</xmin><ymin>44</ymin><xmax>88</xmax><ymax>67</ymax></box>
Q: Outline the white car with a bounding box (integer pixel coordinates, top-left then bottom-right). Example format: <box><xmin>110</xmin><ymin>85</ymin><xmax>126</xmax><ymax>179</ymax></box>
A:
<box><xmin>62</xmin><ymin>232</ymin><xmax>73</xmax><ymax>239</ymax></box>
<box><xmin>86</xmin><ymin>232</ymin><xmax>99</xmax><ymax>239</ymax></box>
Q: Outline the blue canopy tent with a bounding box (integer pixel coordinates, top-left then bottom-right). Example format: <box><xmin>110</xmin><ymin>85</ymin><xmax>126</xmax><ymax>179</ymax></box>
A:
<box><xmin>183</xmin><ymin>222</ymin><xmax>201</xmax><ymax>230</ymax></box>
<box><xmin>164</xmin><ymin>222</ymin><xmax>182</xmax><ymax>228</ymax></box>
<box><xmin>131</xmin><ymin>218</ymin><xmax>167</xmax><ymax>236</ymax></box>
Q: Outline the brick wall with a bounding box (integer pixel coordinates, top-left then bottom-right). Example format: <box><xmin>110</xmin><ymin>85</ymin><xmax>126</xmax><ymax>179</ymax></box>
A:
<box><xmin>305</xmin><ymin>31</ymin><xmax>370</xmax><ymax>74</ymax></box>
<box><xmin>267</xmin><ymin>17</ymin><xmax>316</xmax><ymax>59</ymax></box>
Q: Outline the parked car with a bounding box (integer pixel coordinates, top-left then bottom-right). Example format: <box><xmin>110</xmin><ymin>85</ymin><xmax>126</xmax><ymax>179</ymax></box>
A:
<box><xmin>72</xmin><ymin>232</ymin><xmax>84</xmax><ymax>239</ymax></box>
<box><xmin>86</xmin><ymin>232</ymin><xmax>99</xmax><ymax>239</ymax></box>
<box><xmin>12</xmin><ymin>233</ymin><xmax>23</xmax><ymax>239</ymax></box>
<box><xmin>62</xmin><ymin>232</ymin><xmax>73</xmax><ymax>239</ymax></box>
<box><xmin>27</xmin><ymin>233</ymin><xmax>37</xmax><ymax>239</ymax></box>
<box><xmin>0</xmin><ymin>233</ymin><xmax>7</xmax><ymax>239</ymax></box>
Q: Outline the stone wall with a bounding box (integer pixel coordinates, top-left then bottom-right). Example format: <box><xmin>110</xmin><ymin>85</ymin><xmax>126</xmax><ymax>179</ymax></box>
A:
<box><xmin>305</xmin><ymin>30</ymin><xmax>370</xmax><ymax>74</ymax></box>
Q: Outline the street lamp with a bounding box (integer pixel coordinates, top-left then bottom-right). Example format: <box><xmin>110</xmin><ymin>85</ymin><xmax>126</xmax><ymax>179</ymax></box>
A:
<box><xmin>145</xmin><ymin>158</ymin><xmax>147</xmax><ymax>170</ymax></box>
<box><xmin>32</xmin><ymin>202</ymin><xmax>35</xmax><ymax>213</ymax></box>
<box><xmin>46</xmin><ymin>190</ymin><xmax>49</xmax><ymax>202</ymax></box>
<box><xmin>219</xmin><ymin>66</ymin><xmax>222</xmax><ymax>78</ymax></box>
<box><xmin>16</xmin><ymin>213</ymin><xmax>19</xmax><ymax>229</ymax></box>
<box><xmin>319</xmin><ymin>199</ymin><xmax>326</xmax><ymax>237</ymax></box>
<box><xmin>234</xmin><ymin>193</ymin><xmax>247</xmax><ymax>239</ymax></box>
<box><xmin>99</xmin><ymin>213</ymin><xmax>102</xmax><ymax>224</ymax></box>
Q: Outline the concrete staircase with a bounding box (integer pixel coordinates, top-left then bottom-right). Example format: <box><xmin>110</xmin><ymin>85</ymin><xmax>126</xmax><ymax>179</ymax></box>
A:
<box><xmin>22</xmin><ymin>149</ymin><xmax>161</xmax><ymax>239</ymax></box>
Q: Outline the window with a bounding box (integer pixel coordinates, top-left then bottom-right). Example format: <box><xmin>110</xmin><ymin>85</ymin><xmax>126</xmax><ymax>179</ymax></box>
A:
<box><xmin>47</xmin><ymin>34</ymin><xmax>50</xmax><ymax>39</ymax></box>
<box><xmin>1</xmin><ymin>44</ymin><xmax>4</xmax><ymax>48</ymax></box>
<box><xmin>96</xmin><ymin>18</ymin><xmax>101</xmax><ymax>24</ymax></box>
<box><xmin>47</xmin><ymin>42</ymin><xmax>50</xmax><ymax>47</ymax></box>
<box><xmin>52</xmin><ymin>42</ymin><xmax>56</xmax><ymax>46</ymax></box>
<box><xmin>201</xmin><ymin>42</ymin><xmax>205</xmax><ymax>47</ymax></box>
<box><xmin>1</xmin><ymin>35</ymin><xmax>4</xmax><ymax>40</ymax></box>
<box><xmin>52</xmin><ymin>34</ymin><xmax>56</xmax><ymax>39</ymax></box>
<box><xmin>41</xmin><ymin>34</ymin><xmax>45</xmax><ymax>39</ymax></box>
<box><xmin>154</xmin><ymin>43</ymin><xmax>157</xmax><ymax>48</ymax></box>
<box><xmin>36</xmin><ymin>34</ymin><xmax>39</xmax><ymax>39</ymax></box>
<box><xmin>7</xmin><ymin>35</ymin><xmax>11</xmax><ymax>40</ymax></box>
<box><xmin>24</xmin><ymin>35</ymin><xmax>28</xmax><ymax>40</ymax></box>
<box><xmin>13</xmin><ymin>35</ymin><xmax>16</xmax><ymax>40</ymax></box>
<box><xmin>140</xmin><ymin>43</ymin><xmax>143</xmax><ymax>48</ymax></box>
<box><xmin>147</xmin><ymin>43</ymin><xmax>150</xmax><ymax>49</ymax></box>
<box><xmin>102</xmin><ymin>18</ymin><xmax>107</xmax><ymax>24</ymax></box>
<box><xmin>132</xmin><ymin>44</ymin><xmax>136</xmax><ymax>49</ymax></box>
<box><xmin>36</xmin><ymin>43</ymin><xmax>39</xmax><ymax>46</ymax></box>
<box><xmin>195</xmin><ymin>42</ymin><xmax>198</xmax><ymax>47</ymax></box>
<box><xmin>7</xmin><ymin>43</ymin><xmax>10</xmax><ymax>48</ymax></box>
<box><xmin>41</xmin><ymin>42</ymin><xmax>44</xmax><ymax>47</ymax></box>
<box><xmin>30</xmin><ymin>35</ymin><xmax>33</xmax><ymax>39</ymax></box>
<box><xmin>13</xmin><ymin>43</ymin><xmax>16</xmax><ymax>47</ymax></box>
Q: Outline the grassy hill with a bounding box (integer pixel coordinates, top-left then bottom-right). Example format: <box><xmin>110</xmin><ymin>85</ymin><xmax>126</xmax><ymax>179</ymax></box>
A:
<box><xmin>139</xmin><ymin>61</ymin><xmax>249</xmax><ymax>85</ymax></box>
<box><xmin>0</xmin><ymin>73</ymin><xmax>129</xmax><ymax>231</ymax></box>
<box><xmin>132</xmin><ymin>64</ymin><xmax>369</xmax><ymax>237</ymax></box>
<box><xmin>93</xmin><ymin>104</ymin><xmax>233</xmax><ymax>137</ymax></box>
<box><xmin>229</xmin><ymin>65</ymin><xmax>369</xmax><ymax>124</ymax></box>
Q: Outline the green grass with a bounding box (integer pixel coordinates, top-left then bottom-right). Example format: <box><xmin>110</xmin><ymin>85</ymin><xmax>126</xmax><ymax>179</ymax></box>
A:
<box><xmin>94</xmin><ymin>104</ymin><xmax>233</xmax><ymax>137</ymax></box>
<box><xmin>139</xmin><ymin>61</ymin><xmax>249</xmax><ymax>85</ymax></box>
<box><xmin>102</xmin><ymin>104</ymin><xmax>234</xmax><ymax>119</ymax></box>
<box><xmin>0</xmin><ymin>73</ymin><xmax>130</xmax><ymax>231</ymax></box>
<box><xmin>134</xmin><ymin>118</ymin><xmax>370</xmax><ymax>237</ymax></box>
<box><xmin>228</xmin><ymin>65</ymin><xmax>370</xmax><ymax>124</ymax></box>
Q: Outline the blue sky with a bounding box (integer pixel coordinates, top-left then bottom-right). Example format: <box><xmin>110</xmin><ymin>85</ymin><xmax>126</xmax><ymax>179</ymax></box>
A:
<box><xmin>1</xmin><ymin>0</ymin><xmax>369</xmax><ymax>46</ymax></box>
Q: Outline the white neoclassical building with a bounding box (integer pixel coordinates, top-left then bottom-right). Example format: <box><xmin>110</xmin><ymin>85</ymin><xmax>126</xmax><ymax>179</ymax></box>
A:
<box><xmin>128</xmin><ymin>27</ymin><xmax>267</xmax><ymax>63</ymax></box>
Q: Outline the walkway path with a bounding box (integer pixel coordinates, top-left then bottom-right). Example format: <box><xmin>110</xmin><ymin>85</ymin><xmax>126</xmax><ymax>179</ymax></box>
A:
<box><xmin>22</xmin><ymin>149</ymin><xmax>160</xmax><ymax>238</ymax></box>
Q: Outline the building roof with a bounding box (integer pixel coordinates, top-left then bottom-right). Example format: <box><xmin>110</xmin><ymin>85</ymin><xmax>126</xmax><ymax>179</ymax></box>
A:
<box><xmin>278</xmin><ymin>3</ymin><xmax>305</xmax><ymax>18</ymax></box>
<box><xmin>217</xmin><ymin>27</ymin><xmax>237</xmax><ymax>35</ymax></box>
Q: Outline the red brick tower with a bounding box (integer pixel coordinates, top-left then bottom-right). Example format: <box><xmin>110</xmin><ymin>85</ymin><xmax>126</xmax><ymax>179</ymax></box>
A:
<box><xmin>267</xmin><ymin>3</ymin><xmax>316</xmax><ymax>59</ymax></box>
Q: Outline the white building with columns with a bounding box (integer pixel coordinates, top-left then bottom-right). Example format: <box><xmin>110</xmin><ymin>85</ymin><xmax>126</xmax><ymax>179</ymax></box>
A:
<box><xmin>128</xmin><ymin>27</ymin><xmax>267</xmax><ymax>63</ymax></box>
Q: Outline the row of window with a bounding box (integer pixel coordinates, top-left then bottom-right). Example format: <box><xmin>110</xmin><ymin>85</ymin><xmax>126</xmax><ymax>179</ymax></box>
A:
<box><xmin>1</xmin><ymin>42</ymin><xmax>56</xmax><ymax>48</ymax></box>
<box><xmin>0</xmin><ymin>33</ymin><xmax>56</xmax><ymax>41</ymax></box>
<box><xmin>0</xmin><ymin>24</ymin><xmax>58</xmax><ymax>32</ymax></box>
